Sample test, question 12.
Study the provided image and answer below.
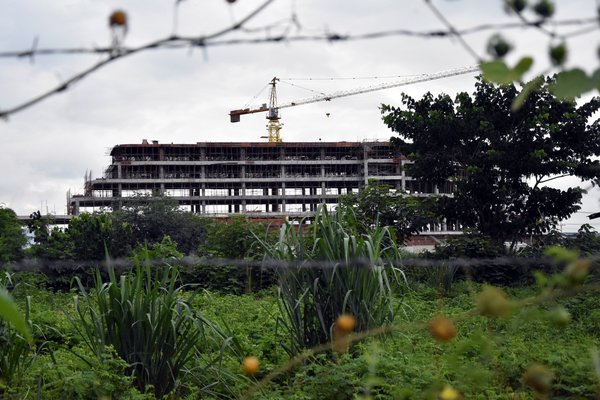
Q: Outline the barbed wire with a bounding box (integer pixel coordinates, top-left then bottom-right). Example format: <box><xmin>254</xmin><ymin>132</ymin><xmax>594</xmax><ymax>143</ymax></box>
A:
<box><xmin>0</xmin><ymin>0</ymin><xmax>277</xmax><ymax>120</ymax></box>
<box><xmin>1</xmin><ymin>17</ymin><xmax>595</xmax><ymax>60</ymax></box>
<box><xmin>0</xmin><ymin>0</ymin><xmax>597</xmax><ymax>120</ymax></box>
<box><xmin>4</xmin><ymin>253</ymin><xmax>599</xmax><ymax>275</ymax></box>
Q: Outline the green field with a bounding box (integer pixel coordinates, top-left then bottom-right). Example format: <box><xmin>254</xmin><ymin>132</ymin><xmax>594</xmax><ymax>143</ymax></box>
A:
<box><xmin>1</xmin><ymin>268</ymin><xmax>599</xmax><ymax>400</ymax></box>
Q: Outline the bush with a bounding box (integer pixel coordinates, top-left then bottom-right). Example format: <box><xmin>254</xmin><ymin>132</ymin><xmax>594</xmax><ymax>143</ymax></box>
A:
<box><xmin>71</xmin><ymin>264</ymin><xmax>233</xmax><ymax>398</ymax></box>
<box><xmin>260</xmin><ymin>205</ymin><xmax>404</xmax><ymax>355</ymax></box>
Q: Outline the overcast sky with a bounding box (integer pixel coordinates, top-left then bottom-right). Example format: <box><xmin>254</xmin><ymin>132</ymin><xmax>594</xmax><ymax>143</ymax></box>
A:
<box><xmin>1</xmin><ymin>0</ymin><xmax>598</xmax><ymax>231</ymax></box>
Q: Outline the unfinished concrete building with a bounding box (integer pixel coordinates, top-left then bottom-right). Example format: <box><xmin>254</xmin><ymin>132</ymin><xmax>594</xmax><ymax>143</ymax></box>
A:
<box><xmin>67</xmin><ymin>140</ymin><xmax>456</xmax><ymax>232</ymax></box>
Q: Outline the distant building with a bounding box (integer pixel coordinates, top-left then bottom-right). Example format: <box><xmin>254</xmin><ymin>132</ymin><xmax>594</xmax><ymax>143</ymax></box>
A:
<box><xmin>67</xmin><ymin>140</ymin><xmax>457</xmax><ymax>236</ymax></box>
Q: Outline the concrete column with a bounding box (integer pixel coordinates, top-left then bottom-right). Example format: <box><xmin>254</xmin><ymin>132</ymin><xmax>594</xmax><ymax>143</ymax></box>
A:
<box><xmin>117</xmin><ymin>164</ymin><xmax>122</xmax><ymax>179</ymax></box>
<box><xmin>73</xmin><ymin>200</ymin><xmax>80</xmax><ymax>215</ymax></box>
<box><xmin>363</xmin><ymin>145</ymin><xmax>369</xmax><ymax>184</ymax></box>
<box><xmin>281</xmin><ymin>182</ymin><xmax>286</xmax><ymax>213</ymax></box>
<box><xmin>242</xmin><ymin>182</ymin><xmax>246</xmax><ymax>212</ymax></box>
<box><xmin>401</xmin><ymin>161</ymin><xmax>406</xmax><ymax>191</ymax></box>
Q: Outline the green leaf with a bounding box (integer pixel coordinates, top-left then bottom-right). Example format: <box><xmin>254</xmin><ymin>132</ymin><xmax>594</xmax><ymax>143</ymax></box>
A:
<box><xmin>544</xmin><ymin>245</ymin><xmax>579</xmax><ymax>263</ymax></box>
<box><xmin>481</xmin><ymin>60</ymin><xmax>515</xmax><ymax>85</ymax></box>
<box><xmin>512</xmin><ymin>75</ymin><xmax>544</xmax><ymax>111</ymax></box>
<box><xmin>591</xmin><ymin>68</ymin><xmax>600</xmax><ymax>90</ymax></box>
<box><xmin>513</xmin><ymin>56</ymin><xmax>534</xmax><ymax>76</ymax></box>
<box><xmin>0</xmin><ymin>288</ymin><xmax>32</xmax><ymax>343</ymax></box>
<box><xmin>481</xmin><ymin>57</ymin><xmax>533</xmax><ymax>86</ymax></box>
<box><xmin>550</xmin><ymin>68</ymin><xmax>594</xmax><ymax>99</ymax></box>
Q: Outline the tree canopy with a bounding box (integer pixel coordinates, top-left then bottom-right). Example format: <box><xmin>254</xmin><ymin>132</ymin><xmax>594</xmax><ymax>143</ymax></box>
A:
<box><xmin>338</xmin><ymin>181</ymin><xmax>435</xmax><ymax>244</ymax></box>
<box><xmin>382</xmin><ymin>77</ymin><xmax>600</xmax><ymax>246</ymax></box>
<box><xmin>0</xmin><ymin>208</ymin><xmax>27</xmax><ymax>263</ymax></box>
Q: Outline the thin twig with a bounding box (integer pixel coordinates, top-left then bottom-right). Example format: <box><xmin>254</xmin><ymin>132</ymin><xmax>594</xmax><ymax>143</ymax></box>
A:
<box><xmin>0</xmin><ymin>0</ymin><xmax>276</xmax><ymax>120</ymax></box>
<box><xmin>423</xmin><ymin>0</ymin><xmax>481</xmax><ymax>61</ymax></box>
<box><xmin>241</xmin><ymin>281</ymin><xmax>600</xmax><ymax>398</ymax></box>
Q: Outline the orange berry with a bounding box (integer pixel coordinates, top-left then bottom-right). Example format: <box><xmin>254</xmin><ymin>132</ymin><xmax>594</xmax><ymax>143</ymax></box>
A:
<box><xmin>476</xmin><ymin>286</ymin><xmax>511</xmax><ymax>318</ymax></box>
<box><xmin>336</xmin><ymin>314</ymin><xmax>357</xmax><ymax>332</ymax></box>
<box><xmin>522</xmin><ymin>364</ymin><xmax>554</xmax><ymax>394</ymax></box>
<box><xmin>564</xmin><ymin>259</ymin><xmax>591</xmax><ymax>284</ymax></box>
<box><xmin>242</xmin><ymin>356</ymin><xmax>260</xmax><ymax>376</ymax></box>
<box><xmin>439</xmin><ymin>385</ymin><xmax>459</xmax><ymax>400</ymax></box>
<box><xmin>429</xmin><ymin>315</ymin><xmax>456</xmax><ymax>342</ymax></box>
<box><xmin>109</xmin><ymin>10</ymin><xmax>127</xmax><ymax>27</ymax></box>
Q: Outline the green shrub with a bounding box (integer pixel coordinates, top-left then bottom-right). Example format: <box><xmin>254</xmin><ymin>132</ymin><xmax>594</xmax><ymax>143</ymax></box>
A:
<box><xmin>260</xmin><ymin>205</ymin><xmax>404</xmax><ymax>355</ymax></box>
<box><xmin>22</xmin><ymin>347</ymin><xmax>151</xmax><ymax>400</ymax></box>
<box><xmin>71</xmin><ymin>263</ymin><xmax>232</xmax><ymax>398</ymax></box>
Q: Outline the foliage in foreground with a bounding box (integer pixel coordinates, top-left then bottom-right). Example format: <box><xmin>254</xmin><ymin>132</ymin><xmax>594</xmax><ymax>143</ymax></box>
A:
<box><xmin>0</xmin><ymin>260</ymin><xmax>599</xmax><ymax>399</ymax></box>
<box><xmin>260</xmin><ymin>205</ymin><xmax>404</xmax><ymax>355</ymax></box>
<box><xmin>244</xmin><ymin>251</ymin><xmax>600</xmax><ymax>400</ymax></box>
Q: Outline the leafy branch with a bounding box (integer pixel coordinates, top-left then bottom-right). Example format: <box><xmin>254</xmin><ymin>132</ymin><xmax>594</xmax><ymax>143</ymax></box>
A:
<box><xmin>242</xmin><ymin>259</ymin><xmax>599</xmax><ymax>399</ymax></box>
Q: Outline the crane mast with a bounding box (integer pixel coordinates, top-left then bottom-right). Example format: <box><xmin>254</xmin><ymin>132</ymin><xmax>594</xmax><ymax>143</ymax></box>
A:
<box><xmin>266</xmin><ymin>77</ymin><xmax>282</xmax><ymax>143</ymax></box>
<box><xmin>229</xmin><ymin>65</ymin><xmax>479</xmax><ymax>142</ymax></box>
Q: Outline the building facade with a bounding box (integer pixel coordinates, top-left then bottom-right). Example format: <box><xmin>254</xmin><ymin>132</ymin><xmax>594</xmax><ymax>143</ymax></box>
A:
<box><xmin>68</xmin><ymin>140</ymin><xmax>453</xmax><ymax>227</ymax></box>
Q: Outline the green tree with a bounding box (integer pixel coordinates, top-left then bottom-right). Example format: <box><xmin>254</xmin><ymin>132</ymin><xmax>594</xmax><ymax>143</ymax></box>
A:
<box><xmin>199</xmin><ymin>216</ymin><xmax>272</xmax><ymax>260</ymax></box>
<box><xmin>339</xmin><ymin>181</ymin><xmax>436</xmax><ymax>244</ymax></box>
<box><xmin>0</xmin><ymin>208</ymin><xmax>27</xmax><ymax>263</ymax></box>
<box><xmin>112</xmin><ymin>197</ymin><xmax>207</xmax><ymax>255</ymax></box>
<box><xmin>382</xmin><ymin>78</ymin><xmax>600</xmax><ymax>248</ymax></box>
<box><xmin>26</xmin><ymin>211</ymin><xmax>74</xmax><ymax>260</ymax></box>
<box><xmin>67</xmin><ymin>212</ymin><xmax>133</xmax><ymax>260</ymax></box>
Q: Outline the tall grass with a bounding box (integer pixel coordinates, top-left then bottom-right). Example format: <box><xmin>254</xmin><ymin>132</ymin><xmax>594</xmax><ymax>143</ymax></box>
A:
<box><xmin>72</xmin><ymin>263</ymin><xmax>233</xmax><ymax>398</ymax></box>
<box><xmin>260</xmin><ymin>205</ymin><xmax>405</xmax><ymax>355</ymax></box>
<box><xmin>0</xmin><ymin>273</ymin><xmax>34</xmax><ymax>387</ymax></box>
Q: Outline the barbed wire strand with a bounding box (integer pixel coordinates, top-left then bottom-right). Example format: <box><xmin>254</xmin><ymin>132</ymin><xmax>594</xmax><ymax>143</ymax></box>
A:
<box><xmin>1</xmin><ymin>17</ymin><xmax>595</xmax><ymax>60</ymax></box>
<box><xmin>0</xmin><ymin>14</ymin><xmax>596</xmax><ymax>119</ymax></box>
<box><xmin>4</xmin><ymin>254</ymin><xmax>600</xmax><ymax>275</ymax></box>
<box><xmin>423</xmin><ymin>0</ymin><xmax>481</xmax><ymax>61</ymax></box>
<box><xmin>0</xmin><ymin>0</ymin><xmax>276</xmax><ymax>120</ymax></box>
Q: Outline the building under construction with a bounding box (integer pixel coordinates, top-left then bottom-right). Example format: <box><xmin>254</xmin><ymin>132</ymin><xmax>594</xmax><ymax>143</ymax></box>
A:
<box><xmin>67</xmin><ymin>140</ymin><xmax>455</xmax><ymax>232</ymax></box>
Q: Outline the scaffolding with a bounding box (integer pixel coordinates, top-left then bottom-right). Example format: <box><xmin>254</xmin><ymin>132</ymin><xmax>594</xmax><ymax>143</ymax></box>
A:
<box><xmin>68</xmin><ymin>140</ymin><xmax>453</xmax><ymax>229</ymax></box>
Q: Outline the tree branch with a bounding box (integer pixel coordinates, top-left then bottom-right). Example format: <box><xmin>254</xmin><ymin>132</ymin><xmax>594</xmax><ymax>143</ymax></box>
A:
<box><xmin>1</xmin><ymin>17</ymin><xmax>595</xmax><ymax>59</ymax></box>
<box><xmin>539</xmin><ymin>174</ymin><xmax>572</xmax><ymax>184</ymax></box>
<box><xmin>0</xmin><ymin>0</ymin><xmax>276</xmax><ymax>120</ymax></box>
<box><xmin>423</xmin><ymin>0</ymin><xmax>481</xmax><ymax>61</ymax></box>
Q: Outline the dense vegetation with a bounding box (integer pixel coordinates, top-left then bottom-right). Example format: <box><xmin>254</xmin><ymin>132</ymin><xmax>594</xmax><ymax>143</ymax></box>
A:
<box><xmin>1</xmin><ymin>200</ymin><xmax>599</xmax><ymax>399</ymax></box>
<box><xmin>2</xmin><ymin>77</ymin><xmax>600</xmax><ymax>398</ymax></box>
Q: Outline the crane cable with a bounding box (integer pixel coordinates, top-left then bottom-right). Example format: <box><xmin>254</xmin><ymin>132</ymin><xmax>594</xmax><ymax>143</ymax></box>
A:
<box><xmin>281</xmin><ymin>74</ymin><xmax>423</xmax><ymax>81</ymax></box>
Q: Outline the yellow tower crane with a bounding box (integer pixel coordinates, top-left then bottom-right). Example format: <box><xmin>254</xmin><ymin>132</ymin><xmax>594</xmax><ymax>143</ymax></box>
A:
<box><xmin>229</xmin><ymin>65</ymin><xmax>479</xmax><ymax>142</ymax></box>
